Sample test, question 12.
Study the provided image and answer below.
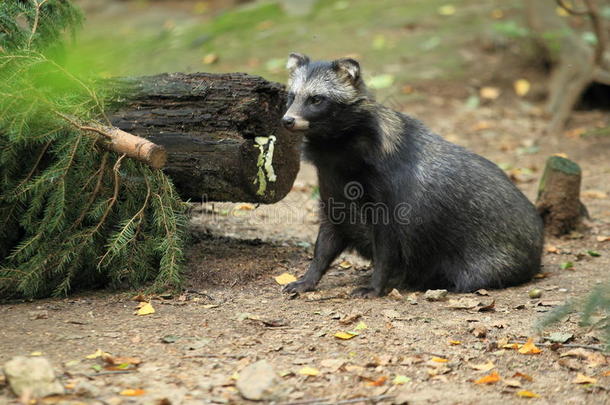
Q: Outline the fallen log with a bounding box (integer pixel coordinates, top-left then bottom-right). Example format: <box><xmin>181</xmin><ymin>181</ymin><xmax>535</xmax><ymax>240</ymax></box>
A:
<box><xmin>107</xmin><ymin>72</ymin><xmax>301</xmax><ymax>204</ymax></box>
<box><xmin>536</xmin><ymin>156</ymin><xmax>588</xmax><ymax>236</ymax></box>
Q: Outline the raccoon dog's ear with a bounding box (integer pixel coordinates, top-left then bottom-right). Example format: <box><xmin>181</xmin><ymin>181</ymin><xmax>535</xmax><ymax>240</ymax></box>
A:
<box><xmin>286</xmin><ymin>53</ymin><xmax>310</xmax><ymax>73</ymax></box>
<box><xmin>332</xmin><ymin>58</ymin><xmax>361</xmax><ymax>83</ymax></box>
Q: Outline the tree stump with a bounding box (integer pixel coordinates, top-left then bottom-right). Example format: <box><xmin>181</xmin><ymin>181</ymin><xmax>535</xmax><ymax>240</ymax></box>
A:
<box><xmin>536</xmin><ymin>156</ymin><xmax>587</xmax><ymax>236</ymax></box>
<box><xmin>108</xmin><ymin>72</ymin><xmax>301</xmax><ymax>204</ymax></box>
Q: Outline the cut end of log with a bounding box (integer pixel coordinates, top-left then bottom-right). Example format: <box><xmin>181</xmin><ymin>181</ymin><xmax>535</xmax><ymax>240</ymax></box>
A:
<box><xmin>107</xmin><ymin>127</ymin><xmax>168</xmax><ymax>170</ymax></box>
<box><xmin>536</xmin><ymin>156</ymin><xmax>587</xmax><ymax>236</ymax></box>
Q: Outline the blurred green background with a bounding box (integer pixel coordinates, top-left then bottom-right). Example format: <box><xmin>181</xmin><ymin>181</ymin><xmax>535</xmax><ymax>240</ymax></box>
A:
<box><xmin>72</xmin><ymin>0</ymin><xmax>532</xmax><ymax>104</ymax></box>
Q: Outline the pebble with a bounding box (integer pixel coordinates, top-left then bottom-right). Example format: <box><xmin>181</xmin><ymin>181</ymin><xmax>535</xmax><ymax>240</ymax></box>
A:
<box><xmin>424</xmin><ymin>289</ymin><xmax>448</xmax><ymax>301</ymax></box>
<box><xmin>3</xmin><ymin>356</ymin><xmax>64</xmax><ymax>398</ymax></box>
<box><xmin>236</xmin><ymin>360</ymin><xmax>276</xmax><ymax>400</ymax></box>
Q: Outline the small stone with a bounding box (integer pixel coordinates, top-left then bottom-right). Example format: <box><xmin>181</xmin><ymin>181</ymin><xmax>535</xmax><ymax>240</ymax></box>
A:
<box><xmin>3</xmin><ymin>356</ymin><xmax>64</xmax><ymax>398</ymax></box>
<box><xmin>424</xmin><ymin>289</ymin><xmax>448</xmax><ymax>301</ymax></box>
<box><xmin>528</xmin><ymin>289</ymin><xmax>542</xmax><ymax>299</ymax></box>
<box><xmin>236</xmin><ymin>360</ymin><xmax>277</xmax><ymax>401</ymax></box>
<box><xmin>73</xmin><ymin>379</ymin><xmax>101</xmax><ymax>397</ymax></box>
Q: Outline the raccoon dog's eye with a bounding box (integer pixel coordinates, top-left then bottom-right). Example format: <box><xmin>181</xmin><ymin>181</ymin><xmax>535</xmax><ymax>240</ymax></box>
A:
<box><xmin>309</xmin><ymin>95</ymin><xmax>324</xmax><ymax>105</ymax></box>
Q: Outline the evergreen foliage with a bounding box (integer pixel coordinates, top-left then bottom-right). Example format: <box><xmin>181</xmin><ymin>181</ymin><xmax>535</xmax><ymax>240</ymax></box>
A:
<box><xmin>538</xmin><ymin>282</ymin><xmax>610</xmax><ymax>352</ymax></box>
<box><xmin>0</xmin><ymin>0</ymin><xmax>188</xmax><ymax>298</ymax></box>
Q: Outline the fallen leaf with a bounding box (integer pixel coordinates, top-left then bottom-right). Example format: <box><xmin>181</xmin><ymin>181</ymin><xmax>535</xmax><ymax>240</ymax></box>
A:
<box><xmin>513</xmin><ymin>372</ymin><xmax>534</xmax><ymax>382</ymax></box>
<box><xmin>446</xmin><ymin>297</ymin><xmax>480</xmax><ymax>309</ymax></box>
<box><xmin>475</xmin><ymin>289</ymin><xmax>490</xmax><ymax>296</ymax></box>
<box><xmin>431</xmin><ymin>357</ymin><xmax>448</xmax><ymax>363</ymax></box>
<box><xmin>135</xmin><ymin>302</ymin><xmax>155</xmax><ymax>316</ymax></box>
<box><xmin>132</xmin><ymin>294</ymin><xmax>146</xmax><ymax>302</ymax></box>
<box><xmin>449</xmin><ymin>340</ymin><xmax>462</xmax><ymax>345</ymax></box>
<box><xmin>274</xmin><ymin>273</ymin><xmax>297</xmax><ymax>285</ymax></box>
<box><xmin>29</xmin><ymin>351</ymin><xmax>43</xmax><ymax>357</ymax></box>
<box><xmin>472</xmin><ymin>121</ymin><xmax>493</xmax><ymax>131</ymax></box>
<box><xmin>603</xmin><ymin>370</ymin><xmax>610</xmax><ymax>377</ymax></box>
<box><xmin>235</xmin><ymin>203</ymin><xmax>255</xmax><ymax>211</ymax></box>
<box><xmin>339</xmin><ymin>312</ymin><xmax>362</xmax><ymax>325</ymax></box>
<box><xmin>504</xmin><ymin>378</ymin><xmax>522</xmax><ymax>388</ymax></box>
<box><xmin>572</xmin><ymin>373</ymin><xmax>597</xmax><ymax>385</ymax></box>
<box><xmin>438</xmin><ymin>5</ymin><xmax>456</xmax><ymax>15</ymax></box>
<box><xmin>470</xmin><ymin>361</ymin><xmax>495</xmax><ymax>372</ymax></box>
<box><xmin>545</xmin><ymin>244</ymin><xmax>560</xmax><ymax>253</ymax></box>
<box><xmin>503</xmin><ymin>343</ymin><xmax>521</xmax><ymax>350</ymax></box>
<box><xmin>387</xmin><ymin>289</ymin><xmax>403</xmax><ymax>300</ymax></box>
<box><xmin>518</xmin><ymin>338</ymin><xmax>542</xmax><ymax>355</ymax></box>
<box><xmin>393</xmin><ymin>375</ymin><xmax>411</xmax><ymax>385</ymax></box>
<box><xmin>366</xmin><ymin>376</ymin><xmax>387</xmax><ymax>386</ymax></box>
<box><xmin>596</xmin><ymin>235</ymin><xmax>610</xmax><ymax>242</ymax></box>
<box><xmin>517</xmin><ymin>390</ymin><xmax>540</xmax><ymax>398</ymax></box>
<box><xmin>334</xmin><ymin>331</ymin><xmax>358</xmax><ymax>340</ymax></box>
<box><xmin>202</xmin><ymin>53</ymin><xmax>218</xmax><ymax>65</ymax></box>
<box><xmin>546</xmin><ymin>332</ymin><xmax>573</xmax><ymax>343</ymax></box>
<box><xmin>354</xmin><ymin>321</ymin><xmax>368</xmax><ymax>331</ymax></box>
<box><xmin>587</xmin><ymin>250</ymin><xmax>601</xmax><ymax>257</ymax></box>
<box><xmin>474</xmin><ymin>371</ymin><xmax>501</xmax><ymax>384</ymax></box>
<box><xmin>120</xmin><ymin>389</ymin><xmax>145</xmax><ymax>396</ymax></box>
<box><xmin>560</xmin><ymin>261</ymin><xmax>574</xmax><ymax>270</ymax></box>
<box><xmin>561</xmin><ymin>348</ymin><xmax>607</xmax><ymax>368</ymax></box>
<box><xmin>480</xmin><ymin>86</ymin><xmax>500</xmax><ymax>100</ymax></box>
<box><xmin>338</xmin><ymin>260</ymin><xmax>352</xmax><ymax>269</ymax></box>
<box><xmin>103</xmin><ymin>355</ymin><xmax>141</xmax><ymax>366</ymax></box>
<box><xmin>491</xmin><ymin>9</ymin><xmax>504</xmax><ymax>19</ymax></box>
<box><xmin>298</xmin><ymin>367</ymin><xmax>319</xmax><ymax>376</ymax></box>
<box><xmin>85</xmin><ymin>349</ymin><xmax>108</xmax><ymax>359</ymax></box>
<box><xmin>514</xmin><ymin>79</ymin><xmax>530</xmax><ymax>96</ymax></box>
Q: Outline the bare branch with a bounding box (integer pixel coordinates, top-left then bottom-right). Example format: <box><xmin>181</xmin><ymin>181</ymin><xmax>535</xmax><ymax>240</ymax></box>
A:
<box><xmin>27</xmin><ymin>0</ymin><xmax>49</xmax><ymax>49</ymax></box>
<box><xmin>582</xmin><ymin>0</ymin><xmax>608</xmax><ymax>65</ymax></box>
<box><xmin>555</xmin><ymin>0</ymin><xmax>589</xmax><ymax>15</ymax></box>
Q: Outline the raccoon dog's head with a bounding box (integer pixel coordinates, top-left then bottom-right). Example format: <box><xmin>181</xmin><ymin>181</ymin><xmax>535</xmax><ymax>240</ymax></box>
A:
<box><xmin>282</xmin><ymin>53</ymin><xmax>369</xmax><ymax>136</ymax></box>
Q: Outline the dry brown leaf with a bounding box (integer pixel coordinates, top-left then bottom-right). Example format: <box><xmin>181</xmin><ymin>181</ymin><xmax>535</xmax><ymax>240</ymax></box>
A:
<box><xmin>504</xmin><ymin>378</ymin><xmax>522</xmax><ymax>388</ymax></box>
<box><xmin>572</xmin><ymin>373</ymin><xmax>597</xmax><ymax>385</ymax></box>
<box><xmin>561</xmin><ymin>348</ymin><xmax>607</xmax><ymax>368</ymax></box>
<box><xmin>474</xmin><ymin>371</ymin><xmax>501</xmax><ymax>384</ymax></box>
<box><xmin>512</xmin><ymin>372</ymin><xmax>534</xmax><ymax>382</ymax></box>
<box><xmin>596</xmin><ymin>235</ymin><xmax>610</xmax><ymax>243</ymax></box>
<box><xmin>469</xmin><ymin>361</ymin><xmax>495</xmax><ymax>372</ymax></box>
<box><xmin>320</xmin><ymin>359</ymin><xmax>345</xmax><ymax>372</ymax></box>
<box><xmin>102</xmin><ymin>354</ymin><xmax>141</xmax><ymax>366</ymax></box>
<box><xmin>582</xmin><ymin>190</ymin><xmax>608</xmax><ymax>199</ymax></box>
<box><xmin>339</xmin><ymin>312</ymin><xmax>362</xmax><ymax>325</ymax></box>
<box><xmin>480</xmin><ymin>87</ymin><xmax>500</xmax><ymax>100</ymax></box>
<box><xmin>365</xmin><ymin>376</ymin><xmax>387</xmax><ymax>387</ymax></box>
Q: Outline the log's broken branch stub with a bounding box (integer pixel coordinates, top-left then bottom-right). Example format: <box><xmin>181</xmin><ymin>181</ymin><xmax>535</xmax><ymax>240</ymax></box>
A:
<box><xmin>108</xmin><ymin>72</ymin><xmax>301</xmax><ymax>204</ymax></box>
<box><xmin>536</xmin><ymin>156</ymin><xmax>588</xmax><ymax>236</ymax></box>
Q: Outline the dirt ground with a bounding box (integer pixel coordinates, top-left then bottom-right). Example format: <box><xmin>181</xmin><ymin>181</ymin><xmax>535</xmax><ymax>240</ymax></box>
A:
<box><xmin>2</xmin><ymin>1</ymin><xmax>610</xmax><ymax>404</ymax></box>
<box><xmin>2</xmin><ymin>84</ymin><xmax>610</xmax><ymax>404</ymax></box>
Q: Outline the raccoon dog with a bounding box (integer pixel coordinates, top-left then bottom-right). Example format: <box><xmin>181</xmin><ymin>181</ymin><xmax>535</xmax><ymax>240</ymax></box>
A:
<box><xmin>281</xmin><ymin>53</ymin><xmax>544</xmax><ymax>297</ymax></box>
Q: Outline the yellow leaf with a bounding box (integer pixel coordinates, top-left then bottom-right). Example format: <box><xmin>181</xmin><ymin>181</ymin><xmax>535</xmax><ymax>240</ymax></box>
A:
<box><xmin>517</xmin><ymin>390</ymin><xmax>540</xmax><ymax>398</ymax></box>
<box><xmin>30</xmin><ymin>351</ymin><xmax>43</xmax><ymax>356</ymax></box>
<box><xmin>354</xmin><ymin>321</ymin><xmax>368</xmax><ymax>331</ymax></box>
<box><xmin>503</xmin><ymin>343</ymin><xmax>521</xmax><ymax>350</ymax></box>
<box><xmin>235</xmin><ymin>203</ymin><xmax>255</xmax><ymax>211</ymax></box>
<box><xmin>556</xmin><ymin>6</ymin><xmax>569</xmax><ymax>16</ymax></box>
<box><xmin>334</xmin><ymin>331</ymin><xmax>358</xmax><ymax>340</ymax></box>
<box><xmin>274</xmin><ymin>273</ymin><xmax>297</xmax><ymax>285</ymax></box>
<box><xmin>135</xmin><ymin>302</ymin><xmax>155</xmax><ymax>316</ymax></box>
<box><xmin>470</xmin><ymin>361</ymin><xmax>495</xmax><ymax>372</ymax></box>
<box><xmin>513</xmin><ymin>372</ymin><xmax>534</xmax><ymax>382</ymax></box>
<box><xmin>85</xmin><ymin>349</ymin><xmax>106</xmax><ymax>359</ymax></box>
<box><xmin>299</xmin><ymin>367</ymin><xmax>320</xmax><ymax>376</ymax></box>
<box><xmin>338</xmin><ymin>260</ymin><xmax>352</xmax><ymax>269</ymax></box>
<box><xmin>431</xmin><ymin>357</ymin><xmax>448</xmax><ymax>363</ymax></box>
<box><xmin>474</xmin><ymin>371</ymin><xmax>501</xmax><ymax>384</ymax></box>
<box><xmin>393</xmin><ymin>375</ymin><xmax>411</xmax><ymax>385</ymax></box>
<box><xmin>480</xmin><ymin>86</ymin><xmax>500</xmax><ymax>100</ymax></box>
<box><xmin>490</xmin><ymin>9</ymin><xmax>504</xmax><ymax>19</ymax></box>
<box><xmin>120</xmin><ymin>389</ymin><xmax>145</xmax><ymax>396</ymax></box>
<box><xmin>202</xmin><ymin>53</ymin><xmax>219</xmax><ymax>65</ymax></box>
<box><xmin>572</xmin><ymin>373</ymin><xmax>597</xmax><ymax>385</ymax></box>
<box><xmin>518</xmin><ymin>338</ymin><xmax>542</xmax><ymax>355</ymax></box>
<box><xmin>514</xmin><ymin>79</ymin><xmax>531</xmax><ymax>96</ymax></box>
<box><xmin>449</xmin><ymin>340</ymin><xmax>462</xmax><ymax>345</ymax></box>
<box><xmin>438</xmin><ymin>5</ymin><xmax>456</xmax><ymax>15</ymax></box>
<box><xmin>552</xmin><ymin>153</ymin><xmax>568</xmax><ymax>159</ymax></box>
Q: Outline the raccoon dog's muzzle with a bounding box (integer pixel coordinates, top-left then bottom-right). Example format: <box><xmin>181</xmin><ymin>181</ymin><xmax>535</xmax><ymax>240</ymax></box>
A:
<box><xmin>282</xmin><ymin>114</ymin><xmax>309</xmax><ymax>131</ymax></box>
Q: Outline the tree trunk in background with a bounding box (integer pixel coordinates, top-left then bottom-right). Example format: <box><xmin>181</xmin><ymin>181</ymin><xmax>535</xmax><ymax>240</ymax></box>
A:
<box><xmin>524</xmin><ymin>0</ymin><xmax>610</xmax><ymax>133</ymax></box>
<box><xmin>108</xmin><ymin>73</ymin><xmax>301</xmax><ymax>204</ymax></box>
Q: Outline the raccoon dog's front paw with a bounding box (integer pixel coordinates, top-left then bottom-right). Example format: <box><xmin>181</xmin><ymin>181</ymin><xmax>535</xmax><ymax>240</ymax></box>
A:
<box><xmin>283</xmin><ymin>279</ymin><xmax>316</xmax><ymax>293</ymax></box>
<box><xmin>350</xmin><ymin>287</ymin><xmax>383</xmax><ymax>298</ymax></box>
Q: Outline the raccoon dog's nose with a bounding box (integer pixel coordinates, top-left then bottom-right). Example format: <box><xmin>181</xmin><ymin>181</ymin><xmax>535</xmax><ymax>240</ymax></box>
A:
<box><xmin>282</xmin><ymin>116</ymin><xmax>295</xmax><ymax>129</ymax></box>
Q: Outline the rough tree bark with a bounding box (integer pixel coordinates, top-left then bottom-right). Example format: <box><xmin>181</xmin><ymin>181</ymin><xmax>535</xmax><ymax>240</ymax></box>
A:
<box><xmin>525</xmin><ymin>0</ymin><xmax>609</xmax><ymax>133</ymax></box>
<box><xmin>107</xmin><ymin>73</ymin><xmax>301</xmax><ymax>204</ymax></box>
<box><xmin>536</xmin><ymin>156</ymin><xmax>588</xmax><ymax>236</ymax></box>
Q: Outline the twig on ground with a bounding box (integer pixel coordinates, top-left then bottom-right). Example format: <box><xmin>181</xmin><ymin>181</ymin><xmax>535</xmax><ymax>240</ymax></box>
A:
<box><xmin>280</xmin><ymin>394</ymin><xmax>394</xmax><ymax>405</ymax></box>
<box><xmin>511</xmin><ymin>340</ymin><xmax>605</xmax><ymax>352</ymax></box>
